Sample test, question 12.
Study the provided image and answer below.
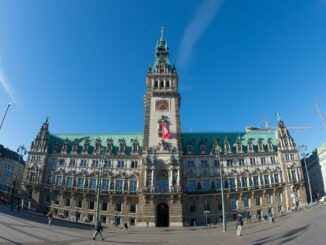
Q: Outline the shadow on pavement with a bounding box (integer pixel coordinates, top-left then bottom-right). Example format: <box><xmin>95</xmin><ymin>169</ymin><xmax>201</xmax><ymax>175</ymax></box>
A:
<box><xmin>0</xmin><ymin>204</ymin><xmax>93</xmax><ymax>230</ymax></box>
<box><xmin>251</xmin><ymin>224</ymin><xmax>311</xmax><ymax>245</ymax></box>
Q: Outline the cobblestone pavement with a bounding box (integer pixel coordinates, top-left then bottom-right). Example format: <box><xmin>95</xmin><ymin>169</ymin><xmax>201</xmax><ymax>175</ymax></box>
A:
<box><xmin>1</xmin><ymin>204</ymin><xmax>326</xmax><ymax>245</ymax></box>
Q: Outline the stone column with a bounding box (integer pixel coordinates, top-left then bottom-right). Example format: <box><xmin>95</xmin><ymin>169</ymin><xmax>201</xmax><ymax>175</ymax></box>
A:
<box><xmin>144</xmin><ymin>169</ymin><xmax>147</xmax><ymax>186</ymax></box>
<box><xmin>177</xmin><ymin>169</ymin><xmax>180</xmax><ymax>187</ymax></box>
<box><xmin>151</xmin><ymin>169</ymin><xmax>154</xmax><ymax>186</ymax></box>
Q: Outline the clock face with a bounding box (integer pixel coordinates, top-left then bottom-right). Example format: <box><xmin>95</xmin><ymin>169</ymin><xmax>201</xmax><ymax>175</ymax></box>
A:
<box><xmin>155</xmin><ymin>100</ymin><xmax>169</xmax><ymax>111</ymax></box>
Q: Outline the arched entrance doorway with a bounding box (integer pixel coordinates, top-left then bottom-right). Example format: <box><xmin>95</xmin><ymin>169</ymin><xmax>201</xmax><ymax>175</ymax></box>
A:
<box><xmin>156</xmin><ymin>203</ymin><xmax>169</xmax><ymax>227</ymax></box>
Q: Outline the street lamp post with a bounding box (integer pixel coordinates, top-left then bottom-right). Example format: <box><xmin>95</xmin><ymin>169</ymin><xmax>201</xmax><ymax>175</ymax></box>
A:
<box><xmin>204</xmin><ymin>210</ymin><xmax>210</xmax><ymax>226</ymax></box>
<box><xmin>216</xmin><ymin>148</ymin><xmax>226</xmax><ymax>232</ymax></box>
<box><xmin>298</xmin><ymin>144</ymin><xmax>313</xmax><ymax>211</ymax></box>
<box><xmin>0</xmin><ymin>102</ymin><xmax>11</xmax><ymax>131</ymax></box>
<box><xmin>95</xmin><ymin>147</ymin><xmax>108</xmax><ymax>223</ymax></box>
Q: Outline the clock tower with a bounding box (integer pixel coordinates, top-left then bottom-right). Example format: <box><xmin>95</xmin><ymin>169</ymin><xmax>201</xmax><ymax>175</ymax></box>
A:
<box><xmin>143</xmin><ymin>29</ymin><xmax>182</xmax><ymax>153</ymax></box>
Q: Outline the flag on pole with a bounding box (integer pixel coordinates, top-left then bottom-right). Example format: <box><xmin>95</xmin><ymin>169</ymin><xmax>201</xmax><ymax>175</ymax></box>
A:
<box><xmin>161</xmin><ymin>120</ymin><xmax>170</xmax><ymax>140</ymax></box>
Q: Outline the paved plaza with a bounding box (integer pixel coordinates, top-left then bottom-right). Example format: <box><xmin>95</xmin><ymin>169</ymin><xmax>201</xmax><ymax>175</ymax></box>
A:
<box><xmin>0</xmin><ymin>204</ymin><xmax>326</xmax><ymax>245</ymax></box>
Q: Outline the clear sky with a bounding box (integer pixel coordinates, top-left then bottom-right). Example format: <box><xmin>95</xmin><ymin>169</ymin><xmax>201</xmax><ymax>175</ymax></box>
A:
<box><xmin>1</xmin><ymin>0</ymin><xmax>326</xmax><ymax>155</ymax></box>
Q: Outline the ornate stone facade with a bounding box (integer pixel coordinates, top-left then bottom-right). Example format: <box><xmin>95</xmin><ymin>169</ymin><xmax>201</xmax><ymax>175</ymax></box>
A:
<box><xmin>22</xmin><ymin>31</ymin><xmax>307</xmax><ymax>227</ymax></box>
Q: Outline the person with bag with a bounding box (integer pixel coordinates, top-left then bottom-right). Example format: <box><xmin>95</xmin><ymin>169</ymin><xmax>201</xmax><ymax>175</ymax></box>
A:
<box><xmin>92</xmin><ymin>220</ymin><xmax>104</xmax><ymax>240</ymax></box>
<box><xmin>236</xmin><ymin>213</ymin><xmax>244</xmax><ymax>236</ymax></box>
<box><xmin>47</xmin><ymin>211</ymin><xmax>53</xmax><ymax>225</ymax></box>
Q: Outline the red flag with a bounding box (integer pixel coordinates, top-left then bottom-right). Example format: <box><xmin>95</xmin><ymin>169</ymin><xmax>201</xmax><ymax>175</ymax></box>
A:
<box><xmin>161</xmin><ymin>121</ymin><xmax>170</xmax><ymax>140</ymax></box>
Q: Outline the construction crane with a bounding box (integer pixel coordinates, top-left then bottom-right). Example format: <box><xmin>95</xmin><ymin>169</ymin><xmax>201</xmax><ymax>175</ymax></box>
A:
<box><xmin>314</xmin><ymin>100</ymin><xmax>326</xmax><ymax>130</ymax></box>
<box><xmin>246</xmin><ymin>126</ymin><xmax>312</xmax><ymax>132</ymax></box>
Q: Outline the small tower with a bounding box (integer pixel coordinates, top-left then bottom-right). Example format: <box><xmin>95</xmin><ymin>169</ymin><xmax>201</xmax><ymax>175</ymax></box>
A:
<box><xmin>30</xmin><ymin>117</ymin><xmax>49</xmax><ymax>153</ymax></box>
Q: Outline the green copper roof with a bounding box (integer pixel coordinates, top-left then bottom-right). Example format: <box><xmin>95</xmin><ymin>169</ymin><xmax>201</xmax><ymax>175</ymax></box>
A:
<box><xmin>181</xmin><ymin>131</ymin><xmax>278</xmax><ymax>153</ymax></box>
<box><xmin>48</xmin><ymin>133</ymin><xmax>143</xmax><ymax>154</ymax></box>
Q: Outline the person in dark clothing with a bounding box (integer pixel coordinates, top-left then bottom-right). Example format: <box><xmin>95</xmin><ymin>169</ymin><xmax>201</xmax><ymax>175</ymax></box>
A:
<box><xmin>93</xmin><ymin>220</ymin><xmax>104</xmax><ymax>240</ymax></box>
<box><xmin>236</xmin><ymin>213</ymin><xmax>244</xmax><ymax>236</ymax></box>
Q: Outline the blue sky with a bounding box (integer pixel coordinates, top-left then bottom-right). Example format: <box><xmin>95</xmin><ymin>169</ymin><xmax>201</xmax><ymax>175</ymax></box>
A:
<box><xmin>1</xmin><ymin>0</ymin><xmax>326</xmax><ymax>155</ymax></box>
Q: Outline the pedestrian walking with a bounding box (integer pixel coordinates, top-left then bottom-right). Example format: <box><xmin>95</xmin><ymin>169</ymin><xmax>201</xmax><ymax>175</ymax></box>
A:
<box><xmin>123</xmin><ymin>222</ymin><xmax>128</xmax><ymax>231</ymax></box>
<box><xmin>268</xmin><ymin>212</ymin><xmax>273</xmax><ymax>224</ymax></box>
<box><xmin>236</xmin><ymin>213</ymin><xmax>244</xmax><ymax>236</ymax></box>
<box><xmin>47</xmin><ymin>211</ymin><xmax>53</xmax><ymax>225</ymax></box>
<box><xmin>146</xmin><ymin>221</ymin><xmax>149</xmax><ymax>228</ymax></box>
<box><xmin>92</xmin><ymin>220</ymin><xmax>104</xmax><ymax>240</ymax></box>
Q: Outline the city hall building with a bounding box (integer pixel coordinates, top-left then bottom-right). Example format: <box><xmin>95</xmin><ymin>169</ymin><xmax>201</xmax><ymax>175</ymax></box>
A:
<box><xmin>22</xmin><ymin>32</ymin><xmax>307</xmax><ymax>227</ymax></box>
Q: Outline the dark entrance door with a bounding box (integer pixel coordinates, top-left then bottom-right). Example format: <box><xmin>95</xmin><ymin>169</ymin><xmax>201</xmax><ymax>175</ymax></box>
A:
<box><xmin>156</xmin><ymin>203</ymin><xmax>169</xmax><ymax>227</ymax></box>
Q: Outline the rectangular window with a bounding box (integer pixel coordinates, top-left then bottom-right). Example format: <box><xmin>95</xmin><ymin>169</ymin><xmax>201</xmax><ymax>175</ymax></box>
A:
<box><xmin>77</xmin><ymin>199</ymin><xmax>82</xmax><ymax>208</ymax></box>
<box><xmin>187</xmin><ymin>180</ymin><xmax>196</xmax><ymax>192</ymax></box>
<box><xmin>80</xmin><ymin>160</ymin><xmax>88</xmax><ymax>167</ymax></box>
<box><xmin>117</xmin><ymin>161</ymin><xmax>125</xmax><ymax>169</ymax></box>
<box><xmin>54</xmin><ymin>194</ymin><xmax>60</xmax><ymax>205</ymax></box>
<box><xmin>250</xmin><ymin>158</ymin><xmax>256</xmax><ymax>165</ymax></box>
<box><xmin>47</xmin><ymin>175</ymin><xmax>52</xmax><ymax>184</ymax></box>
<box><xmin>243</xmin><ymin>197</ymin><xmax>249</xmax><ymax>208</ymax></box>
<box><xmin>290</xmin><ymin>154</ymin><xmax>295</xmax><ymax>160</ymax></box>
<box><xmin>102</xmin><ymin>202</ymin><xmax>108</xmax><ymax>211</ymax></box>
<box><xmin>201</xmin><ymin>180</ymin><xmax>210</xmax><ymax>192</ymax></box>
<box><xmin>266</xmin><ymin>194</ymin><xmax>272</xmax><ymax>204</ymax></box>
<box><xmin>285</xmin><ymin>154</ymin><xmax>290</xmax><ymax>161</ymax></box>
<box><xmin>264</xmin><ymin>175</ymin><xmax>269</xmax><ymax>185</ymax></box>
<box><xmin>227</xmin><ymin>159</ymin><xmax>233</xmax><ymax>167</ymax></box>
<box><xmin>69</xmin><ymin>159</ymin><xmax>76</xmax><ymax>167</ymax></box>
<box><xmin>239</xmin><ymin>159</ymin><xmax>245</xmax><ymax>166</ymax></box>
<box><xmin>255</xmin><ymin>196</ymin><xmax>261</xmax><ymax>206</ymax></box>
<box><xmin>201</xmin><ymin>160</ymin><xmax>208</xmax><ymax>168</ymax></box>
<box><xmin>116</xmin><ymin>180</ymin><xmax>124</xmax><ymax>192</ymax></box>
<box><xmin>115</xmin><ymin>201</ymin><xmax>122</xmax><ymax>212</ymax></box>
<box><xmin>77</xmin><ymin>178</ymin><xmax>85</xmax><ymax>189</ymax></box>
<box><xmin>88</xmin><ymin>200</ymin><xmax>94</xmax><ymax>210</ymax></box>
<box><xmin>130</xmin><ymin>202</ymin><xmax>136</xmax><ymax>213</ymax></box>
<box><xmin>56</xmin><ymin>176</ymin><xmax>63</xmax><ymax>187</ymax></box>
<box><xmin>274</xmin><ymin>174</ymin><xmax>279</xmax><ymax>184</ymax></box>
<box><xmin>271</xmin><ymin>156</ymin><xmax>276</xmax><ymax>164</ymax></box>
<box><xmin>59</xmin><ymin>159</ymin><xmax>65</xmax><ymax>166</ymax></box>
<box><xmin>90</xmin><ymin>179</ymin><xmax>97</xmax><ymax>190</ymax></box>
<box><xmin>231</xmin><ymin>198</ymin><xmax>237</xmax><ymax>209</ymax></box>
<box><xmin>130</xmin><ymin>180</ymin><xmax>138</xmax><ymax>193</ymax></box>
<box><xmin>92</xmin><ymin>160</ymin><xmax>99</xmax><ymax>168</ymax></box>
<box><xmin>190</xmin><ymin>200</ymin><xmax>196</xmax><ymax>213</ymax></box>
<box><xmin>229</xmin><ymin>178</ymin><xmax>235</xmax><ymax>190</ymax></box>
<box><xmin>102</xmin><ymin>179</ymin><xmax>110</xmax><ymax>191</ymax></box>
<box><xmin>241</xmin><ymin>177</ymin><xmax>248</xmax><ymax>188</ymax></box>
<box><xmin>218</xmin><ymin>200</ymin><xmax>222</xmax><ymax>210</ymax></box>
<box><xmin>214</xmin><ymin>159</ymin><xmax>220</xmax><ymax>167</ymax></box>
<box><xmin>187</xmin><ymin>161</ymin><xmax>195</xmax><ymax>168</ymax></box>
<box><xmin>291</xmin><ymin>170</ymin><xmax>297</xmax><ymax>183</ymax></box>
<box><xmin>104</xmin><ymin>160</ymin><xmax>111</xmax><ymax>168</ymax></box>
<box><xmin>216</xmin><ymin>179</ymin><xmax>221</xmax><ymax>191</ymax></box>
<box><xmin>131</xmin><ymin>161</ymin><xmax>138</xmax><ymax>168</ymax></box>
<box><xmin>66</xmin><ymin>176</ymin><xmax>73</xmax><ymax>188</ymax></box>
<box><xmin>253</xmin><ymin>176</ymin><xmax>259</xmax><ymax>187</ymax></box>
<box><xmin>65</xmin><ymin>198</ymin><xmax>70</xmax><ymax>206</ymax></box>
<box><xmin>261</xmin><ymin>157</ymin><xmax>266</xmax><ymax>164</ymax></box>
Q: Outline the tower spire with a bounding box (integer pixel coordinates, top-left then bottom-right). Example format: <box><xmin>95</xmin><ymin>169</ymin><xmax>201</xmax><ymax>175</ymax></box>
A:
<box><xmin>160</xmin><ymin>26</ymin><xmax>164</xmax><ymax>40</ymax></box>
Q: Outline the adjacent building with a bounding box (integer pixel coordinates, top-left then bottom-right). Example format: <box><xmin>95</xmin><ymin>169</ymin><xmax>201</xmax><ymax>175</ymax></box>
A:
<box><xmin>0</xmin><ymin>144</ymin><xmax>25</xmax><ymax>203</ymax></box>
<box><xmin>302</xmin><ymin>142</ymin><xmax>326</xmax><ymax>202</ymax></box>
<box><xmin>21</xmin><ymin>31</ymin><xmax>307</xmax><ymax>227</ymax></box>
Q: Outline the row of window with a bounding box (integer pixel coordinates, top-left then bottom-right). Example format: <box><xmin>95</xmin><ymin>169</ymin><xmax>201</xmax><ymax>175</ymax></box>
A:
<box><xmin>186</xmin><ymin>174</ymin><xmax>281</xmax><ymax>192</ymax></box>
<box><xmin>188</xmin><ymin>193</ymin><xmax>282</xmax><ymax>212</ymax></box>
<box><xmin>49</xmin><ymin>176</ymin><xmax>138</xmax><ymax>193</ymax></box>
<box><xmin>49</xmin><ymin>195</ymin><xmax>137</xmax><ymax>213</ymax></box>
<box><xmin>152</xmin><ymin>79</ymin><xmax>172</xmax><ymax>89</ymax></box>
<box><xmin>186</xmin><ymin>157</ymin><xmax>278</xmax><ymax>169</ymax></box>
<box><xmin>50</xmin><ymin>158</ymin><xmax>139</xmax><ymax>169</ymax></box>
